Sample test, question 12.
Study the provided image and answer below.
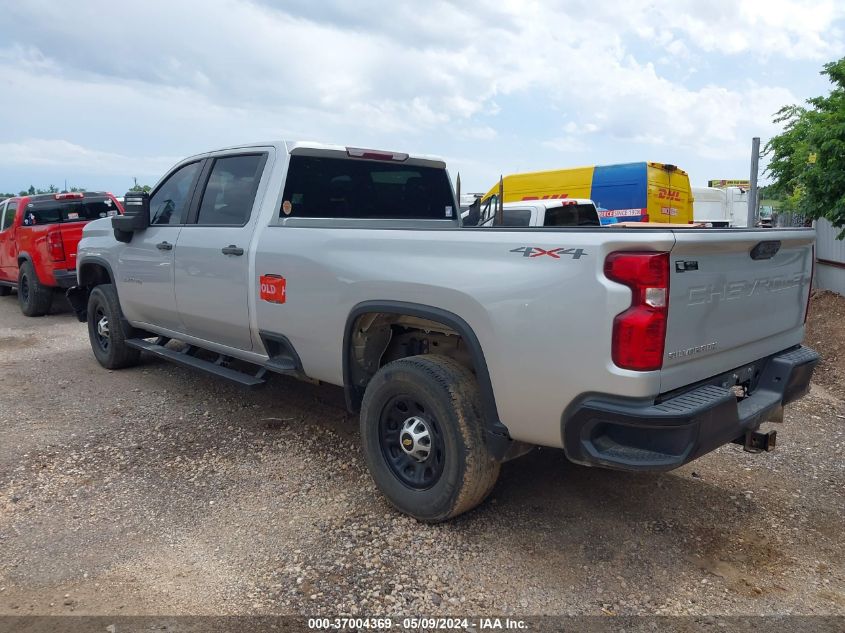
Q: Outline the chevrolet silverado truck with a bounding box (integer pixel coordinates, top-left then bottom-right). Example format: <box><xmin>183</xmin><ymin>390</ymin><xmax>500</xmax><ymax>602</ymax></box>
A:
<box><xmin>0</xmin><ymin>191</ymin><xmax>123</xmax><ymax>316</ymax></box>
<box><xmin>68</xmin><ymin>141</ymin><xmax>819</xmax><ymax>522</ymax></box>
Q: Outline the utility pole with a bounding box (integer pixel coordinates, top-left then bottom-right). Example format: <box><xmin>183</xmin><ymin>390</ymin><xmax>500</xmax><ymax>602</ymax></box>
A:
<box><xmin>748</xmin><ymin>137</ymin><xmax>760</xmax><ymax>227</ymax></box>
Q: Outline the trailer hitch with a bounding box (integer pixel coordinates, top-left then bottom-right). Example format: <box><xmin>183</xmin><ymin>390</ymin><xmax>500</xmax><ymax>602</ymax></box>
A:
<box><xmin>732</xmin><ymin>429</ymin><xmax>777</xmax><ymax>453</ymax></box>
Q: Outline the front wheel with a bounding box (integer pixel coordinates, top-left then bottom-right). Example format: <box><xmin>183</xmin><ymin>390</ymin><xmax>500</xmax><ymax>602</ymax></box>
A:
<box><xmin>86</xmin><ymin>284</ymin><xmax>141</xmax><ymax>369</ymax></box>
<box><xmin>360</xmin><ymin>355</ymin><xmax>500</xmax><ymax>522</ymax></box>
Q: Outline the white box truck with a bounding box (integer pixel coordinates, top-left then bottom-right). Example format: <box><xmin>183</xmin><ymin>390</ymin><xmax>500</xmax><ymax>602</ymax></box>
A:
<box><xmin>693</xmin><ymin>186</ymin><xmax>749</xmax><ymax>227</ymax></box>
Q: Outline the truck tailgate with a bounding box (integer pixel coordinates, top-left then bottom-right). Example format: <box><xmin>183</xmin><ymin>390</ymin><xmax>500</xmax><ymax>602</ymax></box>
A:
<box><xmin>661</xmin><ymin>229</ymin><xmax>814</xmax><ymax>393</ymax></box>
<box><xmin>59</xmin><ymin>222</ymin><xmax>86</xmax><ymax>269</ymax></box>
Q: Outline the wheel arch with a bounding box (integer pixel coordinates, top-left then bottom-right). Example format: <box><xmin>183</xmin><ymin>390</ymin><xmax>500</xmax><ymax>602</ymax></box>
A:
<box><xmin>67</xmin><ymin>257</ymin><xmax>117</xmax><ymax>322</ymax></box>
<box><xmin>78</xmin><ymin>257</ymin><xmax>115</xmax><ymax>287</ymax></box>
<box><xmin>342</xmin><ymin>300</ymin><xmax>510</xmax><ymax>451</ymax></box>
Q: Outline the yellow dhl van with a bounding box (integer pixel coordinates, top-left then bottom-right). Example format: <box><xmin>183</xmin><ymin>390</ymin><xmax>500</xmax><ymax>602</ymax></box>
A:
<box><xmin>480</xmin><ymin>162</ymin><xmax>694</xmax><ymax>224</ymax></box>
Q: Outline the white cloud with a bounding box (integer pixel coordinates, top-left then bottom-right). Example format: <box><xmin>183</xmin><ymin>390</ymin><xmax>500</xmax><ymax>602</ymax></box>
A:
<box><xmin>458</xmin><ymin>126</ymin><xmax>498</xmax><ymax>141</ymax></box>
<box><xmin>585</xmin><ymin>0</ymin><xmax>845</xmax><ymax>60</ymax></box>
<box><xmin>0</xmin><ymin>139</ymin><xmax>178</xmax><ymax>175</ymax></box>
<box><xmin>0</xmin><ymin>0</ymin><xmax>840</xmax><ymax>190</ymax></box>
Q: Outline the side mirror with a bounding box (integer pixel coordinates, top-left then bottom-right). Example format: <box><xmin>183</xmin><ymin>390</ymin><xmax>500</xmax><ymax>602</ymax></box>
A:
<box><xmin>112</xmin><ymin>191</ymin><xmax>150</xmax><ymax>242</ymax></box>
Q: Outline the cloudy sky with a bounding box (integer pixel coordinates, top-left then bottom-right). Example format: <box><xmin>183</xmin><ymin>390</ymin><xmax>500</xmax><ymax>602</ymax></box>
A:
<box><xmin>1</xmin><ymin>0</ymin><xmax>843</xmax><ymax>195</ymax></box>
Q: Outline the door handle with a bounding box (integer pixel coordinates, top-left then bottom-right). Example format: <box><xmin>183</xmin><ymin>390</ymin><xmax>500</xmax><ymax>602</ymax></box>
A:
<box><xmin>221</xmin><ymin>245</ymin><xmax>244</xmax><ymax>256</ymax></box>
<box><xmin>156</xmin><ymin>241</ymin><xmax>173</xmax><ymax>251</ymax></box>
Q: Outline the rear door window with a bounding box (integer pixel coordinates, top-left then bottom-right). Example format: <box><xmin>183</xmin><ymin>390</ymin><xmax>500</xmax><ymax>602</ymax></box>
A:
<box><xmin>196</xmin><ymin>154</ymin><xmax>265</xmax><ymax>226</ymax></box>
<box><xmin>22</xmin><ymin>198</ymin><xmax>116</xmax><ymax>226</ymax></box>
<box><xmin>150</xmin><ymin>161</ymin><xmax>202</xmax><ymax>225</ymax></box>
<box><xmin>543</xmin><ymin>204</ymin><xmax>600</xmax><ymax>227</ymax></box>
<box><xmin>281</xmin><ymin>155</ymin><xmax>454</xmax><ymax>220</ymax></box>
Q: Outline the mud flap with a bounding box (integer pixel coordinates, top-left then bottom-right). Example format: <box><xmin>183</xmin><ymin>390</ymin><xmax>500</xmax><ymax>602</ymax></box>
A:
<box><xmin>66</xmin><ymin>286</ymin><xmax>89</xmax><ymax>322</ymax></box>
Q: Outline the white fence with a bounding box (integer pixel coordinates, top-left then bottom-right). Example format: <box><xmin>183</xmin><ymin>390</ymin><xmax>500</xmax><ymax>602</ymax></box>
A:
<box><xmin>814</xmin><ymin>218</ymin><xmax>845</xmax><ymax>296</ymax></box>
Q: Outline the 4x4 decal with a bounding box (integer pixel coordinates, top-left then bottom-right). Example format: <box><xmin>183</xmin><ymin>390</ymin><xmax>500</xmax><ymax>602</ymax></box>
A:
<box><xmin>510</xmin><ymin>246</ymin><xmax>587</xmax><ymax>259</ymax></box>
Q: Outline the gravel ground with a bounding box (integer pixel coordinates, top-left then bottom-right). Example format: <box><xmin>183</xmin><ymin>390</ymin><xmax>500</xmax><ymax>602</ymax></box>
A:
<box><xmin>0</xmin><ymin>292</ymin><xmax>842</xmax><ymax>617</ymax></box>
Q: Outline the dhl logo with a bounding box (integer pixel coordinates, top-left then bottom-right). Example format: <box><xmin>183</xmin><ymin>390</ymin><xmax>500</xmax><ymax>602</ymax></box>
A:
<box><xmin>521</xmin><ymin>194</ymin><xmax>570</xmax><ymax>201</ymax></box>
<box><xmin>657</xmin><ymin>188</ymin><xmax>681</xmax><ymax>201</ymax></box>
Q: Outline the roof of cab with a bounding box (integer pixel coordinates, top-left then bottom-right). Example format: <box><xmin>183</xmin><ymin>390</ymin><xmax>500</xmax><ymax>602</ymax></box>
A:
<box><xmin>184</xmin><ymin>140</ymin><xmax>446</xmax><ymax>168</ymax></box>
<box><xmin>8</xmin><ymin>191</ymin><xmax>114</xmax><ymax>202</ymax></box>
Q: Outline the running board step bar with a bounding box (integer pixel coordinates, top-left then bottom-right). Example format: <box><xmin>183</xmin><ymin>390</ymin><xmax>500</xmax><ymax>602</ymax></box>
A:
<box><xmin>265</xmin><ymin>357</ymin><xmax>297</xmax><ymax>373</ymax></box>
<box><xmin>125</xmin><ymin>338</ymin><xmax>266</xmax><ymax>387</ymax></box>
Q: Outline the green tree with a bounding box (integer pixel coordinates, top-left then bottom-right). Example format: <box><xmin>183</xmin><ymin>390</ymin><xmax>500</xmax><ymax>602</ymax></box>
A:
<box><xmin>12</xmin><ymin>184</ymin><xmax>86</xmax><ymax>196</ymax></box>
<box><xmin>765</xmin><ymin>56</ymin><xmax>845</xmax><ymax>236</ymax></box>
<box><xmin>130</xmin><ymin>177</ymin><xmax>151</xmax><ymax>193</ymax></box>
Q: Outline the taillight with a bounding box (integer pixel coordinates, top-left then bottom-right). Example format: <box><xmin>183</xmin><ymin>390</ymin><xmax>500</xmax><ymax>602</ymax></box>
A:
<box><xmin>642</xmin><ymin>213</ymin><xmax>650</xmax><ymax>222</ymax></box>
<box><xmin>47</xmin><ymin>230</ymin><xmax>65</xmax><ymax>261</ymax></box>
<box><xmin>54</xmin><ymin>192</ymin><xmax>84</xmax><ymax>200</ymax></box>
<box><xmin>604</xmin><ymin>251</ymin><xmax>670</xmax><ymax>371</ymax></box>
<box><xmin>805</xmin><ymin>245</ymin><xmax>815</xmax><ymax>324</ymax></box>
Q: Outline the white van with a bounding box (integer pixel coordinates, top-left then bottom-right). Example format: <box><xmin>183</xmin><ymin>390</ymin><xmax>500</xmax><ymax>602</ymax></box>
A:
<box><xmin>692</xmin><ymin>186</ymin><xmax>749</xmax><ymax>227</ymax></box>
<box><xmin>725</xmin><ymin>187</ymin><xmax>749</xmax><ymax>227</ymax></box>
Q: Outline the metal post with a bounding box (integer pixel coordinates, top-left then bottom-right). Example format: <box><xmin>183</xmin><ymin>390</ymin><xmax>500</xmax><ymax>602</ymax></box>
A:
<box><xmin>455</xmin><ymin>172</ymin><xmax>461</xmax><ymax>205</ymax></box>
<box><xmin>496</xmin><ymin>176</ymin><xmax>504</xmax><ymax>226</ymax></box>
<box><xmin>748</xmin><ymin>137</ymin><xmax>760</xmax><ymax>227</ymax></box>
<box><xmin>455</xmin><ymin>172</ymin><xmax>461</xmax><ymax>215</ymax></box>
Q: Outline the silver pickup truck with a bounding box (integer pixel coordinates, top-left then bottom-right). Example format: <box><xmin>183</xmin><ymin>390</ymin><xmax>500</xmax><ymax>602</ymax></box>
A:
<box><xmin>69</xmin><ymin>141</ymin><xmax>819</xmax><ymax>522</ymax></box>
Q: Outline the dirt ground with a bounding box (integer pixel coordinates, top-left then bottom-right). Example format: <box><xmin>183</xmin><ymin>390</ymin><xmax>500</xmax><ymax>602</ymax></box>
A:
<box><xmin>0</xmin><ymin>292</ymin><xmax>842</xmax><ymax>617</ymax></box>
<box><xmin>804</xmin><ymin>290</ymin><xmax>845</xmax><ymax>391</ymax></box>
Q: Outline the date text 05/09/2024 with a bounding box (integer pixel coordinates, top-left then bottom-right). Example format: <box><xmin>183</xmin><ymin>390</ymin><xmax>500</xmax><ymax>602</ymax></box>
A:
<box><xmin>307</xmin><ymin>616</ymin><xmax>528</xmax><ymax>630</ymax></box>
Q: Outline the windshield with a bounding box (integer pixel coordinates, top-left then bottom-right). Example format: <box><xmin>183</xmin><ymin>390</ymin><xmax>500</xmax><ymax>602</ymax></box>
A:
<box><xmin>281</xmin><ymin>155</ymin><xmax>455</xmax><ymax>220</ymax></box>
<box><xmin>23</xmin><ymin>198</ymin><xmax>118</xmax><ymax>225</ymax></box>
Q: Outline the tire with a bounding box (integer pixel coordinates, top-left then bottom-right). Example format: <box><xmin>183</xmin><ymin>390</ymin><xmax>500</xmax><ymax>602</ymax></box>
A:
<box><xmin>0</xmin><ymin>285</ymin><xmax>10</xmax><ymax>297</ymax></box>
<box><xmin>86</xmin><ymin>284</ymin><xmax>141</xmax><ymax>369</ymax></box>
<box><xmin>360</xmin><ymin>354</ymin><xmax>501</xmax><ymax>522</ymax></box>
<box><xmin>17</xmin><ymin>260</ymin><xmax>53</xmax><ymax>316</ymax></box>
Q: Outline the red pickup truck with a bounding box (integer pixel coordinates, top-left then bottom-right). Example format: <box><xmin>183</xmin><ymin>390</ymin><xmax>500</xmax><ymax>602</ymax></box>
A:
<box><xmin>0</xmin><ymin>192</ymin><xmax>123</xmax><ymax>316</ymax></box>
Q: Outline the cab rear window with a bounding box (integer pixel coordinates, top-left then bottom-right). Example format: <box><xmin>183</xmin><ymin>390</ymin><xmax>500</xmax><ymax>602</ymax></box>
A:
<box><xmin>281</xmin><ymin>155</ymin><xmax>455</xmax><ymax>220</ymax></box>
<box><xmin>23</xmin><ymin>199</ymin><xmax>118</xmax><ymax>226</ymax></box>
<box><xmin>543</xmin><ymin>204</ymin><xmax>600</xmax><ymax>227</ymax></box>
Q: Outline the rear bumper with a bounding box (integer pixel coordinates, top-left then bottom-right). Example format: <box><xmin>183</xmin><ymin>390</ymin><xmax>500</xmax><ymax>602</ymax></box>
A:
<box><xmin>52</xmin><ymin>269</ymin><xmax>78</xmax><ymax>288</ymax></box>
<box><xmin>562</xmin><ymin>345</ymin><xmax>819</xmax><ymax>471</ymax></box>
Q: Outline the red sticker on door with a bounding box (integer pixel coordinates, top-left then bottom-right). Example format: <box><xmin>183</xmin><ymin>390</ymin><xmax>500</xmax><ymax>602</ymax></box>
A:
<box><xmin>260</xmin><ymin>275</ymin><xmax>286</xmax><ymax>304</ymax></box>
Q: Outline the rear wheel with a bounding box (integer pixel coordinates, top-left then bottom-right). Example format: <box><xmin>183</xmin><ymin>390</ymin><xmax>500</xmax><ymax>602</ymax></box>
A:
<box><xmin>360</xmin><ymin>355</ymin><xmax>500</xmax><ymax>522</ymax></box>
<box><xmin>86</xmin><ymin>284</ymin><xmax>141</xmax><ymax>369</ymax></box>
<box><xmin>17</xmin><ymin>261</ymin><xmax>53</xmax><ymax>316</ymax></box>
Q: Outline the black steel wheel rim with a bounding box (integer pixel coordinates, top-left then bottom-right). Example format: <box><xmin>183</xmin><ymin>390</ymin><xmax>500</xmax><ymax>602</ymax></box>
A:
<box><xmin>94</xmin><ymin>305</ymin><xmax>109</xmax><ymax>352</ymax></box>
<box><xmin>378</xmin><ymin>395</ymin><xmax>445</xmax><ymax>490</ymax></box>
<box><xmin>19</xmin><ymin>275</ymin><xmax>29</xmax><ymax>303</ymax></box>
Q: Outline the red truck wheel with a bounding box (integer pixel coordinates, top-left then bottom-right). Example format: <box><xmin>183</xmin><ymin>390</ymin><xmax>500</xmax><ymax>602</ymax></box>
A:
<box><xmin>17</xmin><ymin>261</ymin><xmax>53</xmax><ymax>317</ymax></box>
